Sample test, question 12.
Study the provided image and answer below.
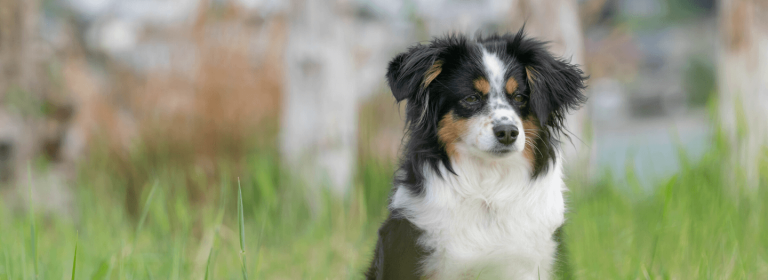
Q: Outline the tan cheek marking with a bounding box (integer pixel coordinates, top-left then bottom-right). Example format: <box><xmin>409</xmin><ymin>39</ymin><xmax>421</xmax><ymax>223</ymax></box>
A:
<box><xmin>438</xmin><ymin>112</ymin><xmax>468</xmax><ymax>159</ymax></box>
<box><xmin>423</xmin><ymin>60</ymin><xmax>443</xmax><ymax>88</ymax></box>
<box><xmin>505</xmin><ymin>77</ymin><xmax>518</xmax><ymax>94</ymax></box>
<box><xmin>473</xmin><ymin>77</ymin><xmax>490</xmax><ymax>95</ymax></box>
<box><xmin>522</xmin><ymin>118</ymin><xmax>541</xmax><ymax>166</ymax></box>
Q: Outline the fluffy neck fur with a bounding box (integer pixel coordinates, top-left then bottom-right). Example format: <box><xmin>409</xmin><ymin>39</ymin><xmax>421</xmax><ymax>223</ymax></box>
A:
<box><xmin>391</xmin><ymin>145</ymin><xmax>566</xmax><ymax>279</ymax></box>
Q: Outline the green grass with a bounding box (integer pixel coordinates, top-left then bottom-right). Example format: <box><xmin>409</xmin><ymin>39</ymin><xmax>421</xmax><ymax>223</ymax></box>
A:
<box><xmin>0</xmin><ymin>137</ymin><xmax>766</xmax><ymax>279</ymax></box>
<box><xmin>565</xmin><ymin>146</ymin><xmax>768</xmax><ymax>279</ymax></box>
<box><xmin>70</xmin><ymin>232</ymin><xmax>78</xmax><ymax>280</ymax></box>
<box><xmin>237</xmin><ymin>178</ymin><xmax>248</xmax><ymax>280</ymax></box>
<box><xmin>26</xmin><ymin>164</ymin><xmax>37</xmax><ymax>280</ymax></box>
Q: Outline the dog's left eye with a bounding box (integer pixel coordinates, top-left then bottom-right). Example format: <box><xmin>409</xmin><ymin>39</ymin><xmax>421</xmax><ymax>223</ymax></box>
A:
<box><xmin>463</xmin><ymin>94</ymin><xmax>480</xmax><ymax>104</ymax></box>
<box><xmin>513</xmin><ymin>94</ymin><xmax>526</xmax><ymax>103</ymax></box>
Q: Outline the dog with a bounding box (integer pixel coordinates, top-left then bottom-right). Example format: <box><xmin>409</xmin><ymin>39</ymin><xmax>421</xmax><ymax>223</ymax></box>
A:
<box><xmin>365</xmin><ymin>29</ymin><xmax>587</xmax><ymax>280</ymax></box>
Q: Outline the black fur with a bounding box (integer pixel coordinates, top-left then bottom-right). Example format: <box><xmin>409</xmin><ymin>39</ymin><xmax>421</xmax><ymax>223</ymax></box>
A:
<box><xmin>367</xmin><ymin>28</ymin><xmax>587</xmax><ymax>279</ymax></box>
<box><xmin>365</xmin><ymin>212</ymin><xmax>427</xmax><ymax>280</ymax></box>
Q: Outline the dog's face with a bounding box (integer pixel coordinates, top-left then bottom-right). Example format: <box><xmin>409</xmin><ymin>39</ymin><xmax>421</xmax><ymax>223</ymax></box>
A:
<box><xmin>389</xmin><ymin>31</ymin><xmax>586</xmax><ymax>181</ymax></box>
<box><xmin>435</xmin><ymin>47</ymin><xmax>531</xmax><ymax>159</ymax></box>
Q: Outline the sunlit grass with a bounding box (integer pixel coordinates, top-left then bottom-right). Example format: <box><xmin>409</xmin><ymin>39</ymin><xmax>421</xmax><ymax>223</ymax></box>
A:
<box><xmin>237</xmin><ymin>178</ymin><xmax>248</xmax><ymax>280</ymax></box>
<box><xmin>0</xmin><ymin>136</ymin><xmax>766</xmax><ymax>279</ymax></box>
<box><xmin>70</xmin><ymin>232</ymin><xmax>78</xmax><ymax>280</ymax></box>
<box><xmin>565</xmin><ymin>146</ymin><xmax>768</xmax><ymax>279</ymax></box>
<box><xmin>26</xmin><ymin>164</ymin><xmax>37</xmax><ymax>280</ymax></box>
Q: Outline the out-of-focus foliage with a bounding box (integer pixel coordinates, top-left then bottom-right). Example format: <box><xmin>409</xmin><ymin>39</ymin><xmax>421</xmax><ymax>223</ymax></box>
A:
<box><xmin>566</xmin><ymin>135</ymin><xmax>768</xmax><ymax>279</ymax></box>
<box><xmin>1</xmin><ymin>129</ymin><xmax>766</xmax><ymax>279</ymax></box>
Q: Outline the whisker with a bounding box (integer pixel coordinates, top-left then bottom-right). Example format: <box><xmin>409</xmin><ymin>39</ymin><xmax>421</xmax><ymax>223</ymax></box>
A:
<box><xmin>524</xmin><ymin>132</ymin><xmax>541</xmax><ymax>138</ymax></box>
<box><xmin>523</xmin><ymin>130</ymin><xmax>541</xmax><ymax>139</ymax></box>
<box><xmin>525</xmin><ymin>139</ymin><xmax>542</xmax><ymax>156</ymax></box>
<box><xmin>532</xmin><ymin>145</ymin><xmax>542</xmax><ymax>156</ymax></box>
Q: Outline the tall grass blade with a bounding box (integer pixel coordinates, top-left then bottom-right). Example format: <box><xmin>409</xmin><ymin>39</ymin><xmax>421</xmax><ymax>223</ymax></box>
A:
<box><xmin>145</xmin><ymin>265</ymin><xmax>154</xmax><ymax>280</ymax></box>
<box><xmin>649</xmin><ymin>175</ymin><xmax>678</xmax><ymax>270</ymax></box>
<box><xmin>203</xmin><ymin>179</ymin><xmax>227</xmax><ymax>280</ymax></box>
<box><xmin>89</xmin><ymin>260</ymin><xmax>110</xmax><ymax>280</ymax></box>
<box><xmin>237</xmin><ymin>178</ymin><xmax>248</xmax><ymax>280</ymax></box>
<box><xmin>170</xmin><ymin>238</ymin><xmax>181</xmax><ymax>280</ymax></box>
<box><xmin>118</xmin><ymin>240</ymin><xmax>125</xmax><ymax>280</ymax></box>
<box><xmin>20</xmin><ymin>246</ymin><xmax>27</xmax><ymax>280</ymax></box>
<box><xmin>5</xmin><ymin>250</ymin><xmax>12</xmax><ymax>280</ymax></box>
<box><xmin>238</xmin><ymin>178</ymin><xmax>246</xmax><ymax>252</ymax></box>
<box><xmin>204</xmin><ymin>247</ymin><xmax>213</xmax><ymax>280</ymax></box>
<box><xmin>135</xmin><ymin>181</ymin><xmax>159</xmax><ymax>243</ymax></box>
<box><xmin>71</xmin><ymin>232</ymin><xmax>78</xmax><ymax>280</ymax></box>
<box><xmin>216</xmin><ymin>178</ymin><xmax>228</xmax><ymax>228</ymax></box>
<box><xmin>103</xmin><ymin>257</ymin><xmax>115</xmax><ymax>280</ymax></box>
<box><xmin>254</xmin><ymin>215</ymin><xmax>266</xmax><ymax>279</ymax></box>
<box><xmin>27</xmin><ymin>163</ymin><xmax>37</xmax><ymax>280</ymax></box>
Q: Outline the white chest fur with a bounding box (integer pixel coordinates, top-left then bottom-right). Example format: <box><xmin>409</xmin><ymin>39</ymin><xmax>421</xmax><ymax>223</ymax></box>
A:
<box><xmin>391</xmin><ymin>151</ymin><xmax>566</xmax><ymax>280</ymax></box>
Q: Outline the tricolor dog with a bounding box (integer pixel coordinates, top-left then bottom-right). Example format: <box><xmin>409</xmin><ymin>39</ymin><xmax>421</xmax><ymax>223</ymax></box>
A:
<box><xmin>366</xmin><ymin>29</ymin><xmax>587</xmax><ymax>280</ymax></box>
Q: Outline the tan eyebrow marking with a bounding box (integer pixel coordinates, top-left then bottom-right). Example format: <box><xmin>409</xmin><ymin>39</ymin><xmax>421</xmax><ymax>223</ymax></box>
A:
<box><xmin>473</xmin><ymin>77</ymin><xmax>490</xmax><ymax>95</ymax></box>
<box><xmin>525</xmin><ymin>66</ymin><xmax>538</xmax><ymax>94</ymax></box>
<box><xmin>505</xmin><ymin>77</ymin><xmax>519</xmax><ymax>94</ymax></box>
<box><xmin>423</xmin><ymin>60</ymin><xmax>443</xmax><ymax>88</ymax></box>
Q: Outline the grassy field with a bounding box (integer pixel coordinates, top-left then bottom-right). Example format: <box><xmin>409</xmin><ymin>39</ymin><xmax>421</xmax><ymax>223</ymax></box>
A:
<box><xmin>0</xmin><ymin>134</ymin><xmax>766</xmax><ymax>279</ymax></box>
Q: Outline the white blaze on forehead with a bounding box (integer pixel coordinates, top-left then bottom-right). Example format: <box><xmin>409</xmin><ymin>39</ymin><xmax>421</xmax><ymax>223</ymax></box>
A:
<box><xmin>481</xmin><ymin>48</ymin><xmax>506</xmax><ymax>97</ymax></box>
<box><xmin>481</xmin><ymin>47</ymin><xmax>518</xmax><ymax>125</ymax></box>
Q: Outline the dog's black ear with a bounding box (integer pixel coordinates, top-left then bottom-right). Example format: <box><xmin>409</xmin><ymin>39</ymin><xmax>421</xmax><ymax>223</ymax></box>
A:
<box><xmin>524</xmin><ymin>57</ymin><xmax>587</xmax><ymax>129</ymax></box>
<box><xmin>506</xmin><ymin>29</ymin><xmax>587</xmax><ymax>129</ymax></box>
<box><xmin>386</xmin><ymin>45</ymin><xmax>443</xmax><ymax>102</ymax></box>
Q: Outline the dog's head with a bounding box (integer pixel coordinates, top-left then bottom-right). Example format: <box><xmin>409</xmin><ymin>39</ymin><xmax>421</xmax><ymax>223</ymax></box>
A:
<box><xmin>389</xmin><ymin>30</ymin><xmax>586</xmax><ymax>189</ymax></box>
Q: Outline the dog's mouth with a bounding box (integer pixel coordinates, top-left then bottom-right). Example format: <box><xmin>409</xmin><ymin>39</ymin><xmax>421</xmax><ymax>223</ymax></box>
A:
<box><xmin>488</xmin><ymin>147</ymin><xmax>515</xmax><ymax>156</ymax></box>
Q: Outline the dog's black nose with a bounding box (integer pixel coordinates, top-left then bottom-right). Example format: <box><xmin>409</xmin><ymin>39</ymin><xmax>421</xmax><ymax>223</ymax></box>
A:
<box><xmin>493</xmin><ymin>124</ymin><xmax>519</xmax><ymax>145</ymax></box>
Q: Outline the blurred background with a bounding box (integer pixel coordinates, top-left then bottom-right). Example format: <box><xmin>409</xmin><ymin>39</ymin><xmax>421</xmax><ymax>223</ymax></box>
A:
<box><xmin>0</xmin><ymin>0</ymin><xmax>766</xmax><ymax>279</ymax></box>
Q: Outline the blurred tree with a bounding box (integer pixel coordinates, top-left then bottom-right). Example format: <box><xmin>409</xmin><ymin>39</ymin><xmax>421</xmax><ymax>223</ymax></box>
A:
<box><xmin>0</xmin><ymin>0</ymin><xmax>38</xmax><ymax>94</ymax></box>
<box><xmin>281</xmin><ymin>0</ymin><xmax>394</xmax><ymax>197</ymax></box>
<box><xmin>507</xmin><ymin>0</ymin><xmax>593</xmax><ymax>179</ymax></box>
<box><xmin>281</xmin><ymin>0</ymin><xmax>359</xmax><ymax>196</ymax></box>
<box><xmin>718</xmin><ymin>0</ymin><xmax>768</xmax><ymax>188</ymax></box>
<box><xmin>0</xmin><ymin>0</ymin><xmax>42</xmax><ymax>184</ymax></box>
<box><xmin>0</xmin><ymin>0</ymin><xmax>75</xmax><ymax>214</ymax></box>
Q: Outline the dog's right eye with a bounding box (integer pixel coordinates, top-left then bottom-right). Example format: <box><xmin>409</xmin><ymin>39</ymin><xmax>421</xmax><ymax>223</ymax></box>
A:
<box><xmin>463</xmin><ymin>95</ymin><xmax>480</xmax><ymax>104</ymax></box>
